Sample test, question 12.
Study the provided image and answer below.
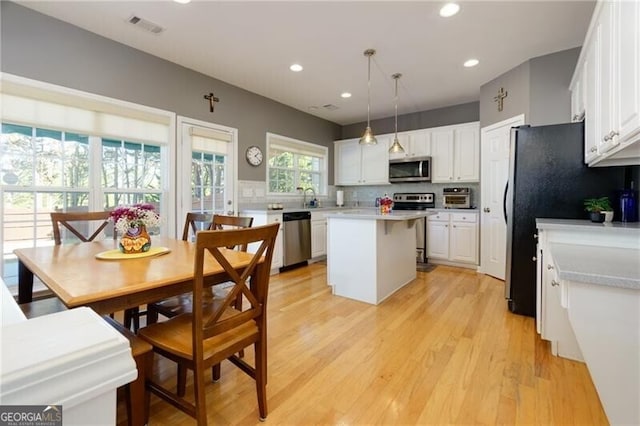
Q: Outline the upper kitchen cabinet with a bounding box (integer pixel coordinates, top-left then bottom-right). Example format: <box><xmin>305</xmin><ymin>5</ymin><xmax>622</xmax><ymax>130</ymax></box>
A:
<box><xmin>334</xmin><ymin>136</ymin><xmax>390</xmax><ymax>186</ymax></box>
<box><xmin>388</xmin><ymin>129</ymin><xmax>431</xmax><ymax>160</ymax></box>
<box><xmin>571</xmin><ymin>0</ymin><xmax>640</xmax><ymax>167</ymax></box>
<box><xmin>431</xmin><ymin>122</ymin><xmax>480</xmax><ymax>183</ymax></box>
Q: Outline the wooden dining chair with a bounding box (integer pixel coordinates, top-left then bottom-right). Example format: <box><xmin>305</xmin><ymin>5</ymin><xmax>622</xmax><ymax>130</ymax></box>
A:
<box><xmin>51</xmin><ymin>211</ymin><xmax>143</xmax><ymax>332</ymax></box>
<box><xmin>50</xmin><ymin>211</ymin><xmax>116</xmax><ymax>245</ymax></box>
<box><xmin>138</xmin><ymin>223</ymin><xmax>279</xmax><ymax>425</ymax></box>
<box><xmin>146</xmin><ymin>213</ymin><xmax>254</xmax><ymax>325</ymax></box>
<box><xmin>34</xmin><ymin>211</ymin><xmax>116</xmax><ymax>306</ymax></box>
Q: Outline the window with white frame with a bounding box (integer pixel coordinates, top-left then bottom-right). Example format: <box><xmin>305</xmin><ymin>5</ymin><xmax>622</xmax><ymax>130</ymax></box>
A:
<box><xmin>266</xmin><ymin>133</ymin><xmax>328</xmax><ymax>195</ymax></box>
<box><xmin>0</xmin><ymin>75</ymin><xmax>173</xmax><ymax>292</ymax></box>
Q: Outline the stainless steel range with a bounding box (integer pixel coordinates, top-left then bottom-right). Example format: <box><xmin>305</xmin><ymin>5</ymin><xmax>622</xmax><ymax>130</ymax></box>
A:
<box><xmin>393</xmin><ymin>192</ymin><xmax>435</xmax><ymax>263</ymax></box>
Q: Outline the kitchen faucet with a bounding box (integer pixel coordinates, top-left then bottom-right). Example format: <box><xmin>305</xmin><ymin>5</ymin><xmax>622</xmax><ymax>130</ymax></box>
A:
<box><xmin>297</xmin><ymin>187</ymin><xmax>316</xmax><ymax>208</ymax></box>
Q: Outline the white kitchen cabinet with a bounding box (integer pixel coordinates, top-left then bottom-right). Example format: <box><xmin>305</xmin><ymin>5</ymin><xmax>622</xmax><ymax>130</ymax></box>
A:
<box><xmin>536</xmin><ymin>231</ymin><xmax>583</xmax><ymax>360</ymax></box>
<box><xmin>334</xmin><ymin>137</ymin><xmax>390</xmax><ymax>186</ymax></box>
<box><xmin>570</xmin><ymin>62</ymin><xmax>585</xmax><ymax>123</ymax></box>
<box><xmin>388</xmin><ymin>129</ymin><xmax>431</xmax><ymax>160</ymax></box>
<box><xmin>449</xmin><ymin>213</ymin><xmax>478</xmax><ymax>263</ymax></box>
<box><xmin>583</xmin><ymin>30</ymin><xmax>599</xmax><ymax>163</ymax></box>
<box><xmin>310</xmin><ymin>211</ymin><xmax>327</xmax><ymax>258</ymax></box>
<box><xmin>427</xmin><ymin>211</ymin><xmax>478</xmax><ymax>266</ymax></box>
<box><xmin>427</xmin><ymin>213</ymin><xmax>449</xmax><ymax>260</ymax></box>
<box><xmin>248</xmin><ymin>212</ymin><xmax>283</xmax><ymax>271</ymax></box>
<box><xmin>431</xmin><ymin>122</ymin><xmax>480</xmax><ymax>183</ymax></box>
<box><xmin>571</xmin><ymin>0</ymin><xmax>640</xmax><ymax>167</ymax></box>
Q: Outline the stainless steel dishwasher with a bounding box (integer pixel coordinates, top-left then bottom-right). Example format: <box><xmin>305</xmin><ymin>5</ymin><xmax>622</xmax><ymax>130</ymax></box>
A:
<box><xmin>282</xmin><ymin>211</ymin><xmax>311</xmax><ymax>268</ymax></box>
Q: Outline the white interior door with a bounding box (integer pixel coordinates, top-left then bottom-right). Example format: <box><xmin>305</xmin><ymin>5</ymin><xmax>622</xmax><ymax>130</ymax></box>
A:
<box><xmin>177</xmin><ymin>116</ymin><xmax>238</xmax><ymax>236</ymax></box>
<box><xmin>480</xmin><ymin>115</ymin><xmax>525</xmax><ymax>280</ymax></box>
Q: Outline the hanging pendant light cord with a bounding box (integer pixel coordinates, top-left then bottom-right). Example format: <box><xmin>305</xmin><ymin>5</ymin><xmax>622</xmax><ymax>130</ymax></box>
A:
<box><xmin>367</xmin><ymin>54</ymin><xmax>372</xmax><ymax>127</ymax></box>
<box><xmin>394</xmin><ymin>76</ymin><xmax>398</xmax><ymax>139</ymax></box>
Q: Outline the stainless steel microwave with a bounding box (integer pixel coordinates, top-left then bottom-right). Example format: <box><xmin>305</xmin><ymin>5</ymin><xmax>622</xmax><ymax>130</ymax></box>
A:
<box><xmin>389</xmin><ymin>156</ymin><xmax>431</xmax><ymax>182</ymax></box>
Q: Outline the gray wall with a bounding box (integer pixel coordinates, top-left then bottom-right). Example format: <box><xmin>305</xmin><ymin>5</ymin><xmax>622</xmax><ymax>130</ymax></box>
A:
<box><xmin>0</xmin><ymin>2</ymin><xmax>341</xmax><ymax>183</ymax></box>
<box><xmin>479</xmin><ymin>47</ymin><xmax>580</xmax><ymax>128</ymax></box>
<box><xmin>479</xmin><ymin>61</ymin><xmax>531</xmax><ymax>128</ymax></box>
<box><xmin>529</xmin><ymin>48</ymin><xmax>580</xmax><ymax>126</ymax></box>
<box><xmin>341</xmin><ymin>101</ymin><xmax>479</xmax><ymax>139</ymax></box>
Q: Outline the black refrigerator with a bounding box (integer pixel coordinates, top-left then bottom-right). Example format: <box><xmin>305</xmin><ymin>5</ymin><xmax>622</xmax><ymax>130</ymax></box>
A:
<box><xmin>504</xmin><ymin>122</ymin><xmax>625</xmax><ymax>317</ymax></box>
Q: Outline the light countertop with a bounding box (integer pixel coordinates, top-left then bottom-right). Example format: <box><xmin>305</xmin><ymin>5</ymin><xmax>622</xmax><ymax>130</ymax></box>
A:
<box><xmin>549</xmin><ymin>242</ymin><xmax>640</xmax><ymax>290</ymax></box>
<box><xmin>241</xmin><ymin>207</ymin><xmax>478</xmax><ymax>215</ymax></box>
<box><xmin>324</xmin><ymin>210</ymin><xmax>432</xmax><ymax>221</ymax></box>
<box><xmin>536</xmin><ymin>218</ymin><xmax>640</xmax><ymax>232</ymax></box>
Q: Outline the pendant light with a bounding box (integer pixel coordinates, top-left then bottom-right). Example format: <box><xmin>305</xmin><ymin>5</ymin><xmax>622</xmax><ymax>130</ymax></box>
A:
<box><xmin>388</xmin><ymin>73</ymin><xmax>405</xmax><ymax>154</ymax></box>
<box><xmin>359</xmin><ymin>49</ymin><xmax>377</xmax><ymax>145</ymax></box>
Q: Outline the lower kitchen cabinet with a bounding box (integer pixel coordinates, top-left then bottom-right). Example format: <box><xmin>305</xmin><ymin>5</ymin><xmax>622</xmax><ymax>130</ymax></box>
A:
<box><xmin>311</xmin><ymin>211</ymin><xmax>327</xmax><ymax>258</ymax></box>
<box><xmin>248</xmin><ymin>212</ymin><xmax>283</xmax><ymax>270</ymax></box>
<box><xmin>427</xmin><ymin>211</ymin><xmax>478</xmax><ymax>267</ymax></box>
<box><xmin>536</xmin><ymin>235</ymin><xmax>583</xmax><ymax>360</ymax></box>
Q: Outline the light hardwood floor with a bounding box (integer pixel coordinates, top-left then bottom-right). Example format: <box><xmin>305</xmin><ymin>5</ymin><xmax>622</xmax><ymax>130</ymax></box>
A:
<box><xmin>121</xmin><ymin>263</ymin><xmax>607</xmax><ymax>425</ymax></box>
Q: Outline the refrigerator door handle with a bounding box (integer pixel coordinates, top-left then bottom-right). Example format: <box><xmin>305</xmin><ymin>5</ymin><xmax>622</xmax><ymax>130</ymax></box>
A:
<box><xmin>502</xmin><ymin>181</ymin><xmax>508</xmax><ymax>225</ymax></box>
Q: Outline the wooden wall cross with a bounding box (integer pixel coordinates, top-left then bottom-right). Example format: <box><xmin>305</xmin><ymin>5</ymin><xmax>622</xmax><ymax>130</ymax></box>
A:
<box><xmin>204</xmin><ymin>92</ymin><xmax>220</xmax><ymax>113</ymax></box>
<box><xmin>494</xmin><ymin>87</ymin><xmax>508</xmax><ymax>112</ymax></box>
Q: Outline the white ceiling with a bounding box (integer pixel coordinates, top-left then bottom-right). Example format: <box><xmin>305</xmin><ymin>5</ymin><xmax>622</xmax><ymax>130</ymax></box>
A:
<box><xmin>16</xmin><ymin>1</ymin><xmax>595</xmax><ymax>125</ymax></box>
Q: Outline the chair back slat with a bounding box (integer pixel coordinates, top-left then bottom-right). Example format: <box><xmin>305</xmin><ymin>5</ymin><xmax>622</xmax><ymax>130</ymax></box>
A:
<box><xmin>212</xmin><ymin>215</ymin><xmax>254</xmax><ymax>251</ymax></box>
<box><xmin>192</xmin><ymin>223</ymin><xmax>279</xmax><ymax>344</ymax></box>
<box><xmin>182</xmin><ymin>212</ymin><xmax>214</xmax><ymax>241</ymax></box>
<box><xmin>50</xmin><ymin>211</ymin><xmax>115</xmax><ymax>245</ymax></box>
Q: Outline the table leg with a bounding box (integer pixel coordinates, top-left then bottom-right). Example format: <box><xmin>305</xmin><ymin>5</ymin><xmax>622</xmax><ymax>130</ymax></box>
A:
<box><xmin>18</xmin><ymin>260</ymin><xmax>34</xmax><ymax>304</ymax></box>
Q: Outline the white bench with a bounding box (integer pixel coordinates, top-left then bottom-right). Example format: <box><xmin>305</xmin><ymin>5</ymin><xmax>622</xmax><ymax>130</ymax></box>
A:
<box><xmin>1</xmin><ymin>279</ymin><xmax>137</xmax><ymax>426</ymax></box>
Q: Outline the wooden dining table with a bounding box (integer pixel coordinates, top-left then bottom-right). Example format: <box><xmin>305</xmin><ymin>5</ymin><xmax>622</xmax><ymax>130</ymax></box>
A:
<box><xmin>14</xmin><ymin>237</ymin><xmax>262</xmax><ymax>315</ymax></box>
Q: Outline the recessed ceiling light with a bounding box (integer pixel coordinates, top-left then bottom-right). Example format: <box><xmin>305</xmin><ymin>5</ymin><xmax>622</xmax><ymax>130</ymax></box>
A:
<box><xmin>341</xmin><ymin>92</ymin><xmax>352</xmax><ymax>98</ymax></box>
<box><xmin>440</xmin><ymin>3</ymin><xmax>460</xmax><ymax>17</ymax></box>
<box><xmin>464</xmin><ymin>59</ymin><xmax>479</xmax><ymax>67</ymax></box>
<box><xmin>289</xmin><ymin>64</ymin><xmax>303</xmax><ymax>72</ymax></box>
<box><xmin>173</xmin><ymin>0</ymin><xmax>191</xmax><ymax>4</ymax></box>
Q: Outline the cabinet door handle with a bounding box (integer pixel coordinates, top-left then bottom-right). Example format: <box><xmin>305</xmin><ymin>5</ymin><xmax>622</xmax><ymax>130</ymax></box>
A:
<box><xmin>445</xmin><ymin>224</ymin><xmax>448</xmax><ymax>228</ymax></box>
<box><xmin>609</xmin><ymin>130</ymin><xmax>619</xmax><ymax>138</ymax></box>
<box><xmin>532</xmin><ymin>256</ymin><xmax>537</xmax><ymax>261</ymax></box>
<box><xmin>452</xmin><ymin>225</ymin><xmax>456</xmax><ymax>228</ymax></box>
<box><xmin>590</xmin><ymin>146</ymin><xmax>597</xmax><ymax>153</ymax></box>
<box><xmin>547</xmin><ymin>264</ymin><xmax>554</xmax><ymax>270</ymax></box>
<box><xmin>483</xmin><ymin>207</ymin><xmax>491</xmax><ymax>213</ymax></box>
<box><xmin>551</xmin><ymin>280</ymin><xmax>560</xmax><ymax>287</ymax></box>
<box><xmin>603</xmin><ymin>134</ymin><xmax>611</xmax><ymax>142</ymax></box>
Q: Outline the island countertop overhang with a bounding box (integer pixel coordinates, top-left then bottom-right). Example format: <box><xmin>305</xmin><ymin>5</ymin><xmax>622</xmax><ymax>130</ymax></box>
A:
<box><xmin>324</xmin><ymin>210</ymin><xmax>432</xmax><ymax>221</ymax></box>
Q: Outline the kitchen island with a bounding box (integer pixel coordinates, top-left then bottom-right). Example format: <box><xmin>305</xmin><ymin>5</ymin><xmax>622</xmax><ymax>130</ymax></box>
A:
<box><xmin>535</xmin><ymin>218</ymin><xmax>640</xmax><ymax>425</ymax></box>
<box><xmin>326</xmin><ymin>209</ymin><xmax>431</xmax><ymax>305</ymax></box>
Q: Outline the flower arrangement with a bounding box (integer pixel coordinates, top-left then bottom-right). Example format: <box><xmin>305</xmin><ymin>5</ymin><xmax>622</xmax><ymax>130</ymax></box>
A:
<box><xmin>380</xmin><ymin>195</ymin><xmax>393</xmax><ymax>214</ymax></box>
<box><xmin>110</xmin><ymin>203</ymin><xmax>160</xmax><ymax>235</ymax></box>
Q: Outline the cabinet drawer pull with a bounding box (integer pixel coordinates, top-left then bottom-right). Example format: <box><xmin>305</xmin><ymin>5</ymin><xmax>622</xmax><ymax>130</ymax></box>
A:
<box><xmin>551</xmin><ymin>280</ymin><xmax>560</xmax><ymax>287</ymax></box>
<box><xmin>547</xmin><ymin>264</ymin><xmax>554</xmax><ymax>270</ymax></box>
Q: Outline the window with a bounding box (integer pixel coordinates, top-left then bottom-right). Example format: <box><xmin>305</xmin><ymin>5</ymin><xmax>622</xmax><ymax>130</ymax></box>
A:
<box><xmin>266</xmin><ymin>133</ymin><xmax>328</xmax><ymax>195</ymax></box>
<box><xmin>1</xmin><ymin>74</ymin><xmax>174</xmax><ymax>293</ymax></box>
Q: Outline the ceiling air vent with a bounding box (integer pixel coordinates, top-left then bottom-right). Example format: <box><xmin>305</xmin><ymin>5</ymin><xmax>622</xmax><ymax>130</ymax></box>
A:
<box><xmin>322</xmin><ymin>104</ymin><xmax>339</xmax><ymax>111</ymax></box>
<box><xmin>127</xmin><ymin>15</ymin><xmax>164</xmax><ymax>34</ymax></box>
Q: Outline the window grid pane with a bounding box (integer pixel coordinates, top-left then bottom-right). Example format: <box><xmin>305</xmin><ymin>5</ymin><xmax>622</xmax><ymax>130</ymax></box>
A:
<box><xmin>2</xmin><ymin>122</ymin><xmax>166</xmax><ymax>288</ymax></box>
<box><xmin>267</xmin><ymin>134</ymin><xmax>326</xmax><ymax>195</ymax></box>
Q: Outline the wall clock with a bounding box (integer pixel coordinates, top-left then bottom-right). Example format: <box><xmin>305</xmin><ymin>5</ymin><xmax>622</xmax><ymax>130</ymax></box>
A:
<box><xmin>245</xmin><ymin>145</ymin><xmax>263</xmax><ymax>166</ymax></box>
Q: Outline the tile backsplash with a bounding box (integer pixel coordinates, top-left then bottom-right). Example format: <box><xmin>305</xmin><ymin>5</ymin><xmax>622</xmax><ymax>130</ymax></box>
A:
<box><xmin>238</xmin><ymin>180</ymin><xmax>480</xmax><ymax>210</ymax></box>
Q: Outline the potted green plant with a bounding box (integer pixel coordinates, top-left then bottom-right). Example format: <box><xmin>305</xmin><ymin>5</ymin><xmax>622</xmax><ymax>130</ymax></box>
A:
<box><xmin>583</xmin><ymin>197</ymin><xmax>612</xmax><ymax>223</ymax></box>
